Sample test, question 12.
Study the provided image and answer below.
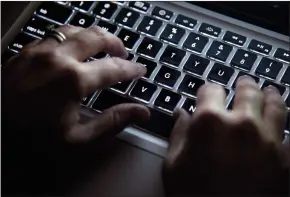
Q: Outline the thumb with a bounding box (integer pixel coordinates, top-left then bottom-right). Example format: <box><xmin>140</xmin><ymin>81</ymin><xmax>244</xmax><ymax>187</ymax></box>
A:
<box><xmin>66</xmin><ymin>103</ymin><xmax>150</xmax><ymax>143</ymax></box>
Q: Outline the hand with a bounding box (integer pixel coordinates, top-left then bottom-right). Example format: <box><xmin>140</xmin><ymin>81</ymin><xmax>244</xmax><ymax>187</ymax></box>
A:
<box><xmin>163</xmin><ymin>76</ymin><xmax>289</xmax><ymax>196</ymax></box>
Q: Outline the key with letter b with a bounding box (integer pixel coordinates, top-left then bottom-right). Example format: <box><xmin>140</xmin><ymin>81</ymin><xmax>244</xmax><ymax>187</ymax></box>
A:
<box><xmin>154</xmin><ymin>89</ymin><xmax>181</xmax><ymax>112</ymax></box>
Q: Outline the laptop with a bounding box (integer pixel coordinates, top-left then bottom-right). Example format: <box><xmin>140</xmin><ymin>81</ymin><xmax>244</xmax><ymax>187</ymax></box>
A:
<box><xmin>2</xmin><ymin>1</ymin><xmax>290</xmax><ymax>195</ymax></box>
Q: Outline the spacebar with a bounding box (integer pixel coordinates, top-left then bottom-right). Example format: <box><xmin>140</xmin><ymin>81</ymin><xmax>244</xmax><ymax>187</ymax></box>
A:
<box><xmin>92</xmin><ymin>90</ymin><xmax>174</xmax><ymax>138</ymax></box>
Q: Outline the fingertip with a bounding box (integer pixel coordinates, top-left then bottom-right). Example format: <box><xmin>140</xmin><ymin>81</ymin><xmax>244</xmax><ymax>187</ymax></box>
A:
<box><xmin>263</xmin><ymin>85</ymin><xmax>280</xmax><ymax>95</ymax></box>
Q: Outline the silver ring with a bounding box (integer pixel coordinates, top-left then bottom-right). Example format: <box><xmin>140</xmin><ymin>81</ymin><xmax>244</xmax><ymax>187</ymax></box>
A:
<box><xmin>46</xmin><ymin>29</ymin><xmax>67</xmax><ymax>43</ymax></box>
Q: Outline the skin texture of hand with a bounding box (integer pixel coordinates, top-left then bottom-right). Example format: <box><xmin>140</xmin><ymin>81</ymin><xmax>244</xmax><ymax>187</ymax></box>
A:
<box><xmin>163</xmin><ymin>77</ymin><xmax>289</xmax><ymax>196</ymax></box>
<box><xmin>2</xmin><ymin>25</ymin><xmax>149</xmax><ymax>195</ymax></box>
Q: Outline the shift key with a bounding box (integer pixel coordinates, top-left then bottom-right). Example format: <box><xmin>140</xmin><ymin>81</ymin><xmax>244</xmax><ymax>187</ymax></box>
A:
<box><xmin>36</xmin><ymin>2</ymin><xmax>73</xmax><ymax>24</ymax></box>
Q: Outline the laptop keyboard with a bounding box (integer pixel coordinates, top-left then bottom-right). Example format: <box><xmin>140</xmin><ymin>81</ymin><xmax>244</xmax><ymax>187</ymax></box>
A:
<box><xmin>2</xmin><ymin>1</ymin><xmax>290</xmax><ymax>139</ymax></box>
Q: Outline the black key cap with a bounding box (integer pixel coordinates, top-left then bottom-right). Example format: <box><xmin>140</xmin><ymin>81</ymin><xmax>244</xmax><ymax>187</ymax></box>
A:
<box><xmin>36</xmin><ymin>2</ymin><xmax>72</xmax><ymax>23</ymax></box>
<box><xmin>128</xmin><ymin>1</ymin><xmax>150</xmax><ymax>13</ymax></box>
<box><xmin>261</xmin><ymin>80</ymin><xmax>286</xmax><ymax>95</ymax></box>
<box><xmin>248</xmin><ymin>39</ymin><xmax>272</xmax><ymax>55</ymax></box>
<box><xmin>285</xmin><ymin>112</ymin><xmax>290</xmax><ymax>131</ymax></box>
<box><xmin>69</xmin><ymin>12</ymin><xmax>95</xmax><ymax>28</ymax></box>
<box><xmin>208</xmin><ymin>63</ymin><xmax>235</xmax><ymax>86</ymax></box>
<box><xmin>137</xmin><ymin>16</ymin><xmax>162</xmax><ymax>36</ymax></box>
<box><xmin>137</xmin><ymin>37</ymin><xmax>162</xmax><ymax>58</ymax></box>
<box><xmin>154</xmin><ymin>89</ymin><xmax>181</xmax><ymax>112</ymax></box>
<box><xmin>92</xmin><ymin>90</ymin><xmax>174</xmax><ymax>138</ymax></box>
<box><xmin>23</xmin><ymin>17</ymin><xmax>55</xmax><ymax>38</ymax></box>
<box><xmin>117</xmin><ymin>29</ymin><xmax>140</xmax><ymax>49</ymax></box>
<box><xmin>160</xmin><ymin>46</ymin><xmax>186</xmax><ymax>67</ymax></box>
<box><xmin>233</xmin><ymin>72</ymin><xmax>259</xmax><ymax>89</ymax></box>
<box><xmin>92</xmin><ymin>52</ymin><xmax>107</xmax><ymax>59</ymax></box>
<box><xmin>115</xmin><ymin>8</ymin><xmax>140</xmax><ymax>28</ymax></box>
<box><xmin>231</xmin><ymin>49</ymin><xmax>257</xmax><ymax>71</ymax></box>
<box><xmin>178</xmin><ymin>75</ymin><xmax>205</xmax><ymax>97</ymax></box>
<box><xmin>152</xmin><ymin>6</ymin><xmax>173</xmax><ymax>21</ymax></box>
<box><xmin>111</xmin><ymin>80</ymin><xmax>133</xmax><ymax>93</ymax></box>
<box><xmin>182</xmin><ymin>98</ymin><xmax>196</xmax><ymax>114</ymax></box>
<box><xmin>281</xmin><ymin>67</ymin><xmax>290</xmax><ymax>86</ymax></box>
<box><xmin>1</xmin><ymin>50</ymin><xmax>17</xmax><ymax>65</ymax></box>
<box><xmin>183</xmin><ymin>54</ymin><xmax>210</xmax><ymax>76</ymax></box>
<box><xmin>93</xmin><ymin>2</ymin><xmax>117</xmax><ymax>19</ymax></box>
<box><xmin>255</xmin><ymin>57</ymin><xmax>283</xmax><ymax>80</ymax></box>
<box><xmin>183</xmin><ymin>32</ymin><xmax>209</xmax><ymax>53</ymax></box>
<box><xmin>285</xmin><ymin>95</ymin><xmax>290</xmax><ymax>108</ymax></box>
<box><xmin>207</xmin><ymin>41</ymin><xmax>233</xmax><ymax>62</ymax></box>
<box><xmin>97</xmin><ymin>20</ymin><xmax>117</xmax><ymax>33</ymax></box>
<box><xmin>223</xmin><ymin>31</ymin><xmax>247</xmax><ymax>47</ymax></box>
<box><xmin>8</xmin><ymin>33</ymin><xmax>37</xmax><ymax>52</ymax></box>
<box><xmin>154</xmin><ymin>66</ymin><xmax>181</xmax><ymax>87</ymax></box>
<box><xmin>274</xmin><ymin>48</ymin><xmax>290</xmax><ymax>64</ymax></box>
<box><xmin>199</xmin><ymin>23</ymin><xmax>221</xmax><ymax>38</ymax></box>
<box><xmin>135</xmin><ymin>57</ymin><xmax>157</xmax><ymax>78</ymax></box>
<box><xmin>126</xmin><ymin>53</ymin><xmax>134</xmax><ymax>61</ymax></box>
<box><xmin>82</xmin><ymin>93</ymin><xmax>94</xmax><ymax>105</ymax></box>
<box><xmin>129</xmin><ymin>80</ymin><xmax>157</xmax><ymax>102</ymax></box>
<box><xmin>71</xmin><ymin>1</ymin><xmax>94</xmax><ymax>11</ymax></box>
<box><xmin>175</xmin><ymin>14</ymin><xmax>197</xmax><ymax>29</ymax></box>
<box><xmin>160</xmin><ymin>24</ymin><xmax>185</xmax><ymax>45</ymax></box>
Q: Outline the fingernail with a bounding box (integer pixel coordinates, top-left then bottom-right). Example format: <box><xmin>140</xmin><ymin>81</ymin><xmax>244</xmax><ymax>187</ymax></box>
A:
<box><xmin>264</xmin><ymin>85</ymin><xmax>279</xmax><ymax>94</ymax></box>
<box><xmin>237</xmin><ymin>75</ymin><xmax>255</xmax><ymax>82</ymax></box>
<box><xmin>122</xmin><ymin>51</ymin><xmax>129</xmax><ymax>59</ymax></box>
<box><xmin>135</xmin><ymin>63</ymin><xmax>147</xmax><ymax>73</ymax></box>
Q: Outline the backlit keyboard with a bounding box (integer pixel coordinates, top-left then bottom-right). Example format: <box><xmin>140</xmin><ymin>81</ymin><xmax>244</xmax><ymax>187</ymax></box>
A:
<box><xmin>2</xmin><ymin>1</ymin><xmax>289</xmax><ymax>139</ymax></box>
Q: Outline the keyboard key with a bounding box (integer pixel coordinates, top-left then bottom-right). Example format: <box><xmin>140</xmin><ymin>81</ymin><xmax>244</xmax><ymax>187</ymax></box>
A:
<box><xmin>255</xmin><ymin>57</ymin><xmax>283</xmax><ymax>80</ymax></box>
<box><xmin>182</xmin><ymin>98</ymin><xmax>196</xmax><ymax>114</ymax></box>
<box><xmin>97</xmin><ymin>20</ymin><xmax>117</xmax><ymax>33</ymax></box>
<box><xmin>285</xmin><ymin>95</ymin><xmax>290</xmax><ymax>108</ymax></box>
<box><xmin>285</xmin><ymin>112</ymin><xmax>290</xmax><ymax>131</ymax></box>
<box><xmin>183</xmin><ymin>32</ymin><xmax>209</xmax><ymax>53</ymax></box>
<box><xmin>223</xmin><ymin>31</ymin><xmax>247</xmax><ymax>47</ymax></box>
<box><xmin>230</xmin><ymin>49</ymin><xmax>257</xmax><ymax>71</ymax></box>
<box><xmin>111</xmin><ymin>80</ymin><xmax>133</xmax><ymax>93</ymax></box>
<box><xmin>178</xmin><ymin>75</ymin><xmax>205</xmax><ymax>97</ymax></box>
<box><xmin>154</xmin><ymin>66</ymin><xmax>181</xmax><ymax>87</ymax></box>
<box><xmin>175</xmin><ymin>14</ymin><xmax>197</xmax><ymax>29</ymax></box>
<box><xmin>92</xmin><ymin>90</ymin><xmax>174</xmax><ymax>138</ymax></box>
<box><xmin>137</xmin><ymin>16</ymin><xmax>162</xmax><ymax>36</ymax></box>
<box><xmin>135</xmin><ymin>57</ymin><xmax>157</xmax><ymax>78</ymax></box>
<box><xmin>71</xmin><ymin>1</ymin><xmax>94</xmax><ymax>11</ymax></box>
<box><xmin>1</xmin><ymin>50</ymin><xmax>17</xmax><ymax>65</ymax></box>
<box><xmin>93</xmin><ymin>2</ymin><xmax>117</xmax><ymax>19</ymax></box>
<box><xmin>261</xmin><ymin>80</ymin><xmax>286</xmax><ymax>95</ymax></box>
<box><xmin>160</xmin><ymin>24</ymin><xmax>185</xmax><ymax>45</ymax></box>
<box><xmin>36</xmin><ymin>2</ymin><xmax>72</xmax><ymax>23</ymax></box>
<box><xmin>69</xmin><ymin>12</ymin><xmax>95</xmax><ymax>28</ymax></box>
<box><xmin>160</xmin><ymin>46</ymin><xmax>186</xmax><ymax>67</ymax></box>
<box><xmin>233</xmin><ymin>72</ymin><xmax>259</xmax><ymax>89</ymax></box>
<box><xmin>183</xmin><ymin>54</ymin><xmax>210</xmax><ymax>76</ymax></box>
<box><xmin>23</xmin><ymin>17</ymin><xmax>55</xmax><ymax>38</ymax></box>
<box><xmin>281</xmin><ymin>67</ymin><xmax>290</xmax><ymax>86</ymax></box>
<box><xmin>128</xmin><ymin>1</ymin><xmax>150</xmax><ymax>13</ymax></box>
<box><xmin>274</xmin><ymin>48</ymin><xmax>290</xmax><ymax>64</ymax></box>
<box><xmin>154</xmin><ymin>89</ymin><xmax>181</xmax><ymax>112</ymax></box>
<box><xmin>8</xmin><ymin>33</ymin><xmax>37</xmax><ymax>52</ymax></box>
<box><xmin>152</xmin><ymin>6</ymin><xmax>173</xmax><ymax>21</ymax></box>
<box><xmin>199</xmin><ymin>23</ymin><xmax>221</xmax><ymax>38</ymax></box>
<box><xmin>137</xmin><ymin>37</ymin><xmax>162</xmax><ymax>58</ymax></box>
<box><xmin>248</xmin><ymin>39</ymin><xmax>272</xmax><ymax>55</ymax></box>
<box><xmin>207</xmin><ymin>41</ymin><xmax>233</xmax><ymax>62</ymax></box>
<box><xmin>117</xmin><ymin>29</ymin><xmax>140</xmax><ymax>49</ymax></box>
<box><xmin>115</xmin><ymin>8</ymin><xmax>140</xmax><ymax>28</ymax></box>
<box><xmin>129</xmin><ymin>80</ymin><xmax>157</xmax><ymax>102</ymax></box>
<box><xmin>126</xmin><ymin>53</ymin><xmax>134</xmax><ymax>61</ymax></box>
<box><xmin>82</xmin><ymin>93</ymin><xmax>94</xmax><ymax>105</ymax></box>
<box><xmin>208</xmin><ymin>63</ymin><xmax>235</xmax><ymax>86</ymax></box>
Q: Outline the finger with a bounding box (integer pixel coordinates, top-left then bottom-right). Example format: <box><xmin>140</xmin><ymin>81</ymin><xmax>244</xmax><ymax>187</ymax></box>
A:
<box><xmin>233</xmin><ymin>75</ymin><xmax>264</xmax><ymax>117</ymax></box>
<box><xmin>195</xmin><ymin>83</ymin><xmax>227</xmax><ymax>114</ymax></box>
<box><xmin>66</xmin><ymin>104</ymin><xmax>150</xmax><ymax>143</ymax></box>
<box><xmin>58</xmin><ymin>26</ymin><xmax>127</xmax><ymax>61</ymax></box>
<box><xmin>38</xmin><ymin>25</ymin><xmax>83</xmax><ymax>48</ymax></box>
<box><xmin>263</xmin><ymin>85</ymin><xmax>287</xmax><ymax>140</ymax></box>
<box><xmin>167</xmin><ymin>108</ymin><xmax>191</xmax><ymax>162</ymax></box>
<box><xmin>80</xmin><ymin>57</ymin><xmax>146</xmax><ymax>95</ymax></box>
